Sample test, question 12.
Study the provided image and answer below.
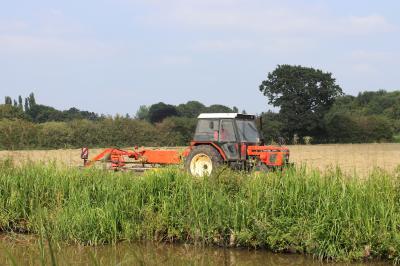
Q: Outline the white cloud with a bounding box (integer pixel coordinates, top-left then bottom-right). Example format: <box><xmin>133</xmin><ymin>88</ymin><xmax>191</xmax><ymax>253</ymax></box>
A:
<box><xmin>350</xmin><ymin>50</ymin><xmax>394</xmax><ymax>62</ymax></box>
<box><xmin>159</xmin><ymin>55</ymin><xmax>192</xmax><ymax>65</ymax></box>
<box><xmin>351</xmin><ymin>63</ymin><xmax>377</xmax><ymax>75</ymax></box>
<box><xmin>193</xmin><ymin>39</ymin><xmax>254</xmax><ymax>52</ymax></box>
<box><xmin>332</xmin><ymin>15</ymin><xmax>397</xmax><ymax>35</ymax></box>
<box><xmin>192</xmin><ymin>37</ymin><xmax>313</xmax><ymax>54</ymax></box>
<box><xmin>0</xmin><ymin>20</ymin><xmax>29</xmax><ymax>32</ymax></box>
<box><xmin>158</xmin><ymin>3</ymin><xmax>319</xmax><ymax>33</ymax></box>
<box><xmin>347</xmin><ymin>49</ymin><xmax>400</xmax><ymax>76</ymax></box>
<box><xmin>0</xmin><ymin>9</ymin><xmax>114</xmax><ymax>58</ymax></box>
<box><xmin>0</xmin><ymin>35</ymin><xmax>114</xmax><ymax>57</ymax></box>
<box><xmin>130</xmin><ymin>1</ymin><xmax>397</xmax><ymax>36</ymax></box>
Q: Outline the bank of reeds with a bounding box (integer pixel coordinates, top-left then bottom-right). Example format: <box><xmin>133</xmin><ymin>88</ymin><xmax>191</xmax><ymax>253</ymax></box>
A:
<box><xmin>1</xmin><ymin>159</ymin><xmax>400</xmax><ymax>262</ymax></box>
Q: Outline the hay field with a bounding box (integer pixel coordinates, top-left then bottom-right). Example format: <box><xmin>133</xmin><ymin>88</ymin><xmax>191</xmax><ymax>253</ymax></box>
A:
<box><xmin>0</xmin><ymin>148</ymin><xmax>104</xmax><ymax>167</ymax></box>
<box><xmin>288</xmin><ymin>143</ymin><xmax>400</xmax><ymax>176</ymax></box>
<box><xmin>0</xmin><ymin>147</ymin><xmax>183</xmax><ymax>168</ymax></box>
<box><xmin>0</xmin><ymin>143</ymin><xmax>399</xmax><ymax>176</ymax></box>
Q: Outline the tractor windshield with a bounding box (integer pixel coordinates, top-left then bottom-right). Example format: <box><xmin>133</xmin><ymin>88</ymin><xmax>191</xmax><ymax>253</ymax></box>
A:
<box><xmin>193</xmin><ymin>119</ymin><xmax>220</xmax><ymax>141</ymax></box>
<box><xmin>236</xmin><ymin>120</ymin><xmax>260</xmax><ymax>143</ymax></box>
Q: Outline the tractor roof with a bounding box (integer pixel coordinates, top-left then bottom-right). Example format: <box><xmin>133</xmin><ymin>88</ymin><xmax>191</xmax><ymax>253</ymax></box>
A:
<box><xmin>197</xmin><ymin>113</ymin><xmax>255</xmax><ymax>120</ymax></box>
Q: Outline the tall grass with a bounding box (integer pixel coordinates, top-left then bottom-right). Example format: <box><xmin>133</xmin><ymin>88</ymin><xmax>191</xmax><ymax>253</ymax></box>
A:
<box><xmin>1</xmin><ymin>159</ymin><xmax>400</xmax><ymax>261</ymax></box>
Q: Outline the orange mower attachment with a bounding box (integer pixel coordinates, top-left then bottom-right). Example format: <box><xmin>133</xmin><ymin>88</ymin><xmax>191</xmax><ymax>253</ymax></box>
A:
<box><xmin>81</xmin><ymin>147</ymin><xmax>181</xmax><ymax>171</ymax></box>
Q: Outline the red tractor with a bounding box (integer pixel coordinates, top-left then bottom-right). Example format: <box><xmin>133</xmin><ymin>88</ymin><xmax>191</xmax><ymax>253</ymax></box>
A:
<box><xmin>81</xmin><ymin>113</ymin><xmax>290</xmax><ymax>176</ymax></box>
<box><xmin>183</xmin><ymin>113</ymin><xmax>289</xmax><ymax>176</ymax></box>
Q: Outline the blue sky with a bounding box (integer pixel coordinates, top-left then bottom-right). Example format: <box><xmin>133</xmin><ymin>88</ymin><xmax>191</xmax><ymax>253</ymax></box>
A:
<box><xmin>0</xmin><ymin>0</ymin><xmax>399</xmax><ymax>115</ymax></box>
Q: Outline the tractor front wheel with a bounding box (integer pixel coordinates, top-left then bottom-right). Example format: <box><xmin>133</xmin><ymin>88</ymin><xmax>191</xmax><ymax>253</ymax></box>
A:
<box><xmin>185</xmin><ymin>145</ymin><xmax>223</xmax><ymax>177</ymax></box>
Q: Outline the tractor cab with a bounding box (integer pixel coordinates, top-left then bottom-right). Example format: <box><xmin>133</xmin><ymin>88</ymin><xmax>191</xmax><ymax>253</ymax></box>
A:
<box><xmin>184</xmin><ymin>113</ymin><xmax>290</xmax><ymax>176</ymax></box>
<box><xmin>193</xmin><ymin>113</ymin><xmax>260</xmax><ymax>161</ymax></box>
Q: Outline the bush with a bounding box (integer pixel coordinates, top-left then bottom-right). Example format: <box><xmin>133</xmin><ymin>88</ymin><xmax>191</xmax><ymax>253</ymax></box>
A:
<box><xmin>325</xmin><ymin>111</ymin><xmax>394</xmax><ymax>143</ymax></box>
<box><xmin>357</xmin><ymin>115</ymin><xmax>393</xmax><ymax>142</ymax></box>
<box><xmin>0</xmin><ymin>118</ymin><xmax>171</xmax><ymax>150</ymax></box>
<box><xmin>100</xmin><ymin>117</ymin><xmax>159</xmax><ymax>147</ymax></box>
<box><xmin>325</xmin><ymin>112</ymin><xmax>362</xmax><ymax>143</ymax></box>
<box><xmin>67</xmin><ymin>119</ymin><xmax>101</xmax><ymax>147</ymax></box>
<box><xmin>260</xmin><ymin>112</ymin><xmax>285</xmax><ymax>143</ymax></box>
<box><xmin>156</xmin><ymin>117</ymin><xmax>196</xmax><ymax>146</ymax></box>
<box><xmin>38</xmin><ymin>122</ymin><xmax>73</xmax><ymax>149</ymax></box>
<box><xmin>0</xmin><ymin>119</ymin><xmax>38</xmax><ymax>149</ymax></box>
<box><xmin>0</xmin><ymin>104</ymin><xmax>27</xmax><ymax>120</ymax></box>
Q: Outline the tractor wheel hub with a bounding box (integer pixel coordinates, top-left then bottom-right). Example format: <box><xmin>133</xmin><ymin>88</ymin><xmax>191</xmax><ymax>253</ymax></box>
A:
<box><xmin>190</xmin><ymin>153</ymin><xmax>212</xmax><ymax>177</ymax></box>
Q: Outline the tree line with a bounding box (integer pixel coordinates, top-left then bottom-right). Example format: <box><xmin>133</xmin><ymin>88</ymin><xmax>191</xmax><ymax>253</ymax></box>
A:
<box><xmin>259</xmin><ymin>65</ymin><xmax>399</xmax><ymax>144</ymax></box>
<box><xmin>1</xmin><ymin>65</ymin><xmax>399</xmax><ymax>150</ymax></box>
<box><xmin>0</xmin><ymin>95</ymin><xmax>238</xmax><ymax>149</ymax></box>
<box><xmin>260</xmin><ymin>90</ymin><xmax>399</xmax><ymax>144</ymax></box>
<box><xmin>3</xmin><ymin>93</ymin><xmax>100</xmax><ymax>123</ymax></box>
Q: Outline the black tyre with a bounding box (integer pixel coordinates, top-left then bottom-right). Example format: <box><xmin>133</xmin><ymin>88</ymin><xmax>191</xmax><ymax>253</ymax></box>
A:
<box><xmin>185</xmin><ymin>145</ymin><xmax>223</xmax><ymax>176</ymax></box>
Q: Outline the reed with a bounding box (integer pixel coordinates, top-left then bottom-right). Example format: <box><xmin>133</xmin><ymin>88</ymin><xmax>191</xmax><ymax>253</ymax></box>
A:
<box><xmin>1</xmin><ymin>159</ymin><xmax>400</xmax><ymax>261</ymax></box>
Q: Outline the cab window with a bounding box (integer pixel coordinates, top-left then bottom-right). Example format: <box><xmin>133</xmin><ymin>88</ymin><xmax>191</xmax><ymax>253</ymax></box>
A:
<box><xmin>236</xmin><ymin>119</ymin><xmax>260</xmax><ymax>143</ymax></box>
<box><xmin>193</xmin><ymin>119</ymin><xmax>219</xmax><ymax>141</ymax></box>
<box><xmin>219</xmin><ymin>120</ymin><xmax>236</xmax><ymax>142</ymax></box>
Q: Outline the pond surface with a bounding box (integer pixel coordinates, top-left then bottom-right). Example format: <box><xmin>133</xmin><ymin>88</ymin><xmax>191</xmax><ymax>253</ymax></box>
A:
<box><xmin>0</xmin><ymin>234</ymin><xmax>390</xmax><ymax>265</ymax></box>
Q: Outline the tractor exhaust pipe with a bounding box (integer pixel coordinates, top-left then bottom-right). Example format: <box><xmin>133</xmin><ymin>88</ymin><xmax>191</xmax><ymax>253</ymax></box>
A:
<box><xmin>259</xmin><ymin>114</ymin><xmax>265</xmax><ymax>145</ymax></box>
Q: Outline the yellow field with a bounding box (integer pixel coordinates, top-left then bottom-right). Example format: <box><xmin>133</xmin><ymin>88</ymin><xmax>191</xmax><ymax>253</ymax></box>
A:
<box><xmin>0</xmin><ymin>143</ymin><xmax>399</xmax><ymax>177</ymax></box>
<box><xmin>287</xmin><ymin>143</ymin><xmax>400</xmax><ymax>176</ymax></box>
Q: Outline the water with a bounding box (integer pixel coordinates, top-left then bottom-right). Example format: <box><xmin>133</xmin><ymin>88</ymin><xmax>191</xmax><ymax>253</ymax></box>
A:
<box><xmin>0</xmin><ymin>234</ymin><xmax>390</xmax><ymax>265</ymax></box>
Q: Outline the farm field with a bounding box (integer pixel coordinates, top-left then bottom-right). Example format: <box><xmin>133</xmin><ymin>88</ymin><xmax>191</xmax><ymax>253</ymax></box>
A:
<box><xmin>1</xmin><ymin>143</ymin><xmax>399</xmax><ymax>176</ymax></box>
<box><xmin>288</xmin><ymin>143</ymin><xmax>400</xmax><ymax>176</ymax></box>
<box><xmin>1</xmin><ymin>144</ymin><xmax>400</xmax><ymax>263</ymax></box>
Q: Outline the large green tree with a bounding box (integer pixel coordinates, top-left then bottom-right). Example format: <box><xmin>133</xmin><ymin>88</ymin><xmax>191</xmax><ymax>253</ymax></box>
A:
<box><xmin>4</xmin><ymin>96</ymin><xmax>12</xmax><ymax>105</ymax></box>
<box><xmin>176</xmin><ymin>101</ymin><xmax>206</xmax><ymax>118</ymax></box>
<box><xmin>259</xmin><ymin>65</ymin><xmax>343</xmax><ymax>140</ymax></box>
<box><xmin>148</xmin><ymin>102</ymin><xmax>179</xmax><ymax>123</ymax></box>
<box><xmin>26</xmin><ymin>104</ymin><xmax>64</xmax><ymax>123</ymax></box>
<box><xmin>204</xmin><ymin>104</ymin><xmax>234</xmax><ymax>113</ymax></box>
<box><xmin>135</xmin><ymin>105</ymin><xmax>150</xmax><ymax>120</ymax></box>
<box><xmin>260</xmin><ymin>111</ymin><xmax>284</xmax><ymax>143</ymax></box>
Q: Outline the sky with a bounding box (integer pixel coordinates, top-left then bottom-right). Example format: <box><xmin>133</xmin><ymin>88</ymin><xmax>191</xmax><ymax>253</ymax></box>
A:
<box><xmin>0</xmin><ymin>0</ymin><xmax>399</xmax><ymax>115</ymax></box>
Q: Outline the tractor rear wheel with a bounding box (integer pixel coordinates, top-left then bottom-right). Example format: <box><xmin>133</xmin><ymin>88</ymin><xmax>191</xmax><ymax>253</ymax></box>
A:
<box><xmin>185</xmin><ymin>145</ymin><xmax>223</xmax><ymax>177</ymax></box>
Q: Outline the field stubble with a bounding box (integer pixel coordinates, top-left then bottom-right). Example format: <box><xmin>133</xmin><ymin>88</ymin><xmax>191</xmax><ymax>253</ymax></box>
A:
<box><xmin>0</xmin><ymin>143</ymin><xmax>399</xmax><ymax>177</ymax></box>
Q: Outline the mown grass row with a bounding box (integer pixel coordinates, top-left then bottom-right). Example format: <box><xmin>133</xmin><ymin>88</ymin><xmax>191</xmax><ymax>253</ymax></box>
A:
<box><xmin>1</xmin><ymin>159</ymin><xmax>400</xmax><ymax>262</ymax></box>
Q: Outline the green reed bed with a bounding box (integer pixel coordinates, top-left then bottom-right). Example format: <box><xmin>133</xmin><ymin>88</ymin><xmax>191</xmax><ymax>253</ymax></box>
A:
<box><xmin>1</xmin><ymin>159</ymin><xmax>400</xmax><ymax>262</ymax></box>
